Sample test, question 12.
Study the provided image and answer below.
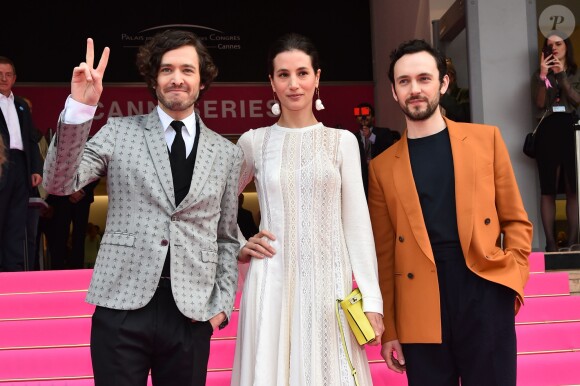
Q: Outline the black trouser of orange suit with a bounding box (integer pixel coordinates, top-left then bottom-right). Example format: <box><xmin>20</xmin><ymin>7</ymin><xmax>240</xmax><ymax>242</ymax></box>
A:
<box><xmin>402</xmin><ymin>247</ymin><xmax>517</xmax><ymax>386</ymax></box>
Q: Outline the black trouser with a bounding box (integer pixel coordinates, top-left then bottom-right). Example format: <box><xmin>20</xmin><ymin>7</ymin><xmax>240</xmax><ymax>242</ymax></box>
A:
<box><xmin>402</xmin><ymin>248</ymin><xmax>517</xmax><ymax>386</ymax></box>
<box><xmin>25</xmin><ymin>204</ymin><xmax>41</xmax><ymax>271</ymax></box>
<box><xmin>0</xmin><ymin>150</ymin><xmax>29</xmax><ymax>272</ymax></box>
<box><xmin>47</xmin><ymin>196</ymin><xmax>91</xmax><ymax>269</ymax></box>
<box><xmin>90</xmin><ymin>283</ymin><xmax>213</xmax><ymax>386</ymax></box>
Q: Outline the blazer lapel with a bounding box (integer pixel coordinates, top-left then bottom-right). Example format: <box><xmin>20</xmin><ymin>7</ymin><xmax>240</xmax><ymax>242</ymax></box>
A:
<box><xmin>15</xmin><ymin>100</ymin><xmax>29</xmax><ymax>153</ymax></box>
<box><xmin>392</xmin><ymin>135</ymin><xmax>435</xmax><ymax>262</ymax></box>
<box><xmin>144</xmin><ymin>111</ymin><xmax>175</xmax><ymax>208</ymax></box>
<box><xmin>175</xmin><ymin>117</ymin><xmax>216</xmax><ymax>211</ymax></box>
<box><xmin>0</xmin><ymin>109</ymin><xmax>8</xmax><ymax>137</ymax></box>
<box><xmin>446</xmin><ymin>119</ymin><xmax>475</xmax><ymax>259</ymax></box>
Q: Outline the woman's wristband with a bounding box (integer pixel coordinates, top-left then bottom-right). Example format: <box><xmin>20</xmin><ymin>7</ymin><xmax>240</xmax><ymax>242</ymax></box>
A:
<box><xmin>538</xmin><ymin>73</ymin><xmax>552</xmax><ymax>88</ymax></box>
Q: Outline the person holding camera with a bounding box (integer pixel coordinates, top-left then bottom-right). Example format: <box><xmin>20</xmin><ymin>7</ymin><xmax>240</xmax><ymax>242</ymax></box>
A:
<box><xmin>354</xmin><ymin>102</ymin><xmax>399</xmax><ymax>197</ymax></box>
<box><xmin>533</xmin><ymin>30</ymin><xmax>580</xmax><ymax>252</ymax></box>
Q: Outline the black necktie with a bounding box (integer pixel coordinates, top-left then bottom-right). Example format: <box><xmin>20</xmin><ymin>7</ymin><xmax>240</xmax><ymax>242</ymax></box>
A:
<box><xmin>170</xmin><ymin>120</ymin><xmax>186</xmax><ymax>161</ymax></box>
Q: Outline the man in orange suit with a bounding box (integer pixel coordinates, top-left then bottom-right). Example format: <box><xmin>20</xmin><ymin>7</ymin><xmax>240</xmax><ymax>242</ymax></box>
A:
<box><xmin>368</xmin><ymin>39</ymin><xmax>532</xmax><ymax>386</ymax></box>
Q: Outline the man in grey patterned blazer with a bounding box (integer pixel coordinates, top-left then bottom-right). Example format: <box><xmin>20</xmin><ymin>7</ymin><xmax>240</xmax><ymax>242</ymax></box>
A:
<box><xmin>43</xmin><ymin>31</ymin><xmax>242</xmax><ymax>385</ymax></box>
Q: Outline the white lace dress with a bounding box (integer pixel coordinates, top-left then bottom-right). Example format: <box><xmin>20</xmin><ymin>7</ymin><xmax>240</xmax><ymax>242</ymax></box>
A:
<box><xmin>231</xmin><ymin>123</ymin><xmax>383</xmax><ymax>386</ymax></box>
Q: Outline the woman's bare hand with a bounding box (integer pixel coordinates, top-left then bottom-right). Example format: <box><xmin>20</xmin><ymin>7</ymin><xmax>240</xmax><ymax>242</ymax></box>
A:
<box><xmin>238</xmin><ymin>230</ymin><xmax>277</xmax><ymax>263</ymax></box>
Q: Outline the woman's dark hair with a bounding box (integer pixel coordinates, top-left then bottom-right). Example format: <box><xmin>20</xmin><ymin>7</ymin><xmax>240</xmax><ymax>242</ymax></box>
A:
<box><xmin>388</xmin><ymin>39</ymin><xmax>447</xmax><ymax>84</ymax></box>
<box><xmin>267</xmin><ymin>33</ymin><xmax>320</xmax><ymax>77</ymax></box>
<box><xmin>543</xmin><ymin>31</ymin><xmax>577</xmax><ymax>75</ymax></box>
<box><xmin>136</xmin><ymin>30</ymin><xmax>218</xmax><ymax>100</ymax></box>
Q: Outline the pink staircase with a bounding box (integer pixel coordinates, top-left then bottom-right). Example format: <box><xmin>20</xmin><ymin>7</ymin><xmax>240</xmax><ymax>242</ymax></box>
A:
<box><xmin>1</xmin><ymin>252</ymin><xmax>579</xmax><ymax>385</ymax></box>
<box><xmin>515</xmin><ymin>252</ymin><xmax>580</xmax><ymax>386</ymax></box>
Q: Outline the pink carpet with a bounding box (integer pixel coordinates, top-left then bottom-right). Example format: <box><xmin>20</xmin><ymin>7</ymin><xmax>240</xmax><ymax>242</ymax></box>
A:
<box><xmin>516</xmin><ymin>295</ymin><xmax>580</xmax><ymax>324</ymax></box>
<box><xmin>0</xmin><ymin>269</ymin><xmax>93</xmax><ymax>294</ymax></box>
<box><xmin>1</xmin><ymin>252</ymin><xmax>579</xmax><ymax>385</ymax></box>
<box><xmin>528</xmin><ymin>251</ymin><xmax>545</xmax><ymax>273</ymax></box>
<box><xmin>524</xmin><ymin>271</ymin><xmax>570</xmax><ymax>297</ymax></box>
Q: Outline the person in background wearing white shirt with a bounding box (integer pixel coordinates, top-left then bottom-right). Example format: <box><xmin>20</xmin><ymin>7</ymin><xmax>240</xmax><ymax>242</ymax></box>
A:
<box><xmin>0</xmin><ymin>56</ymin><xmax>43</xmax><ymax>271</ymax></box>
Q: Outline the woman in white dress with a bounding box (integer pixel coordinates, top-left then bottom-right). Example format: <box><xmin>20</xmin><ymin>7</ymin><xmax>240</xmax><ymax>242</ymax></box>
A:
<box><xmin>231</xmin><ymin>33</ymin><xmax>384</xmax><ymax>386</ymax></box>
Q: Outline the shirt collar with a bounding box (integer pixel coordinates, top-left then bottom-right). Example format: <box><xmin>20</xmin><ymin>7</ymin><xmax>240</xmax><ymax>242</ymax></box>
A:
<box><xmin>0</xmin><ymin>91</ymin><xmax>14</xmax><ymax>103</ymax></box>
<box><xmin>157</xmin><ymin>106</ymin><xmax>197</xmax><ymax>137</ymax></box>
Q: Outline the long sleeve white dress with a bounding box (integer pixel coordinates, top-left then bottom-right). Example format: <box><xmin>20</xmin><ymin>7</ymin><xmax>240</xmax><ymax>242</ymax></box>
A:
<box><xmin>231</xmin><ymin>123</ymin><xmax>383</xmax><ymax>386</ymax></box>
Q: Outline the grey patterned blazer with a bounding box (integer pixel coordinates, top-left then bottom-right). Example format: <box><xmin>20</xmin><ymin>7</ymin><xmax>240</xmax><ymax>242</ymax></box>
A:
<box><xmin>43</xmin><ymin>110</ymin><xmax>242</xmax><ymax>321</ymax></box>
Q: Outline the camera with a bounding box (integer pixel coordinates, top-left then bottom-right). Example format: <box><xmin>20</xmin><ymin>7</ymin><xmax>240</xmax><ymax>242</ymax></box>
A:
<box><xmin>354</xmin><ymin>106</ymin><xmax>371</xmax><ymax>118</ymax></box>
<box><xmin>542</xmin><ymin>44</ymin><xmax>553</xmax><ymax>59</ymax></box>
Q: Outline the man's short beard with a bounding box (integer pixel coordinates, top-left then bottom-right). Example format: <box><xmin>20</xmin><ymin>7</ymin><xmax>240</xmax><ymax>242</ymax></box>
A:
<box><xmin>156</xmin><ymin>88</ymin><xmax>198</xmax><ymax>112</ymax></box>
<box><xmin>160</xmin><ymin>98</ymin><xmax>196</xmax><ymax>112</ymax></box>
<box><xmin>401</xmin><ymin>95</ymin><xmax>440</xmax><ymax>122</ymax></box>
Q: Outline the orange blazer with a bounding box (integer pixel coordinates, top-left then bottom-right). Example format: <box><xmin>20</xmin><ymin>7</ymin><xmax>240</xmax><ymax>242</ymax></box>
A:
<box><xmin>368</xmin><ymin>118</ymin><xmax>533</xmax><ymax>344</ymax></box>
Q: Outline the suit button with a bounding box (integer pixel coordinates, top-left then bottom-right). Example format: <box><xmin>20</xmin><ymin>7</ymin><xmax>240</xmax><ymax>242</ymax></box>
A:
<box><xmin>407</xmin><ymin>273</ymin><xmax>414</xmax><ymax>279</ymax></box>
<box><xmin>399</xmin><ymin>236</ymin><xmax>405</xmax><ymax>242</ymax></box>
<box><xmin>484</xmin><ymin>218</ymin><xmax>491</xmax><ymax>225</ymax></box>
<box><xmin>171</xmin><ymin>216</ymin><xmax>178</xmax><ymax>221</ymax></box>
<box><xmin>161</xmin><ymin>239</ymin><xmax>169</xmax><ymax>246</ymax></box>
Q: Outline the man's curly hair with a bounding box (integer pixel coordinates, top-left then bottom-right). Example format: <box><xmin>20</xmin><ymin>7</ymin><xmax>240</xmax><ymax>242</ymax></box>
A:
<box><xmin>136</xmin><ymin>30</ymin><xmax>218</xmax><ymax>101</ymax></box>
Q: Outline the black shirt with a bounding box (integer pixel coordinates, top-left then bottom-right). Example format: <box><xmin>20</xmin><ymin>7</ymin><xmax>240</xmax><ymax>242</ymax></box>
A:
<box><xmin>408</xmin><ymin>128</ymin><xmax>461</xmax><ymax>253</ymax></box>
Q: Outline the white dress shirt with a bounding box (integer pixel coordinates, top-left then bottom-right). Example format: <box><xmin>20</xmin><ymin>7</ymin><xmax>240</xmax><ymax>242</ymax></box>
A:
<box><xmin>62</xmin><ymin>96</ymin><xmax>197</xmax><ymax>157</ymax></box>
<box><xmin>0</xmin><ymin>92</ymin><xmax>23</xmax><ymax>150</ymax></box>
<box><xmin>157</xmin><ymin>106</ymin><xmax>196</xmax><ymax>158</ymax></box>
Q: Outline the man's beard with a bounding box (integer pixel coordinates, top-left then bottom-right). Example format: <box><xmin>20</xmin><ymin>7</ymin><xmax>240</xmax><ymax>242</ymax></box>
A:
<box><xmin>157</xmin><ymin>87</ymin><xmax>197</xmax><ymax>112</ymax></box>
<box><xmin>401</xmin><ymin>94</ymin><xmax>440</xmax><ymax>122</ymax></box>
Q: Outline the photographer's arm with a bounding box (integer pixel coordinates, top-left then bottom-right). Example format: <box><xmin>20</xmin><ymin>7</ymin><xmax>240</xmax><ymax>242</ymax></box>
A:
<box><xmin>535</xmin><ymin>53</ymin><xmax>550</xmax><ymax>109</ymax></box>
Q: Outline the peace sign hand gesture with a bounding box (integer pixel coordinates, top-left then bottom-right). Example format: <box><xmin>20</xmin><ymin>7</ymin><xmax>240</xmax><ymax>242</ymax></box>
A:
<box><xmin>71</xmin><ymin>38</ymin><xmax>110</xmax><ymax>106</ymax></box>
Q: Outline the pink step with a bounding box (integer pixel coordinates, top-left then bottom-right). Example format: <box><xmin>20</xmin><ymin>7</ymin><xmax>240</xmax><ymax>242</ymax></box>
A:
<box><xmin>517</xmin><ymin>351</ymin><xmax>580</xmax><ymax>386</ymax></box>
<box><xmin>0</xmin><ymin>369</ymin><xmax>408</xmax><ymax>386</ymax></box>
<box><xmin>0</xmin><ymin>292</ymin><xmax>94</xmax><ymax>320</ymax></box>
<box><xmin>0</xmin><ymin>377</ymin><xmax>154</xmax><ymax>386</ymax></box>
<box><xmin>0</xmin><ymin>380</ymin><xmax>95</xmax><ymax>386</ymax></box>
<box><xmin>516</xmin><ymin>296</ymin><xmax>580</xmax><ymax>324</ymax></box>
<box><xmin>516</xmin><ymin>321</ymin><xmax>580</xmax><ymax>354</ymax></box>
<box><xmin>528</xmin><ymin>252</ymin><xmax>545</xmax><ymax>273</ymax></box>
<box><xmin>366</xmin><ymin>343</ymin><xmax>383</xmax><ymax>361</ymax></box>
<box><xmin>0</xmin><ymin>317</ymin><xmax>91</xmax><ymax>349</ymax></box>
<box><xmin>0</xmin><ymin>308</ymin><xmax>236</xmax><ymax>345</ymax></box>
<box><xmin>5</xmin><ymin>344</ymin><xmax>578</xmax><ymax>385</ymax></box>
<box><xmin>369</xmin><ymin>362</ymin><xmax>408</xmax><ymax>386</ymax></box>
<box><xmin>0</xmin><ymin>310</ymin><xmax>237</xmax><ymax>347</ymax></box>
<box><xmin>366</xmin><ymin>322</ymin><xmax>580</xmax><ymax>358</ymax></box>
<box><xmin>0</xmin><ymin>270</ymin><xmax>93</xmax><ymax>294</ymax></box>
<box><xmin>0</xmin><ymin>341</ymin><xmax>237</xmax><ymax>381</ymax></box>
<box><xmin>0</xmin><ymin>347</ymin><xmax>92</xmax><ymax>380</ymax></box>
<box><xmin>0</xmin><ymin>372</ymin><xmax>238</xmax><ymax>386</ymax></box>
<box><xmin>208</xmin><ymin>339</ymin><xmax>236</xmax><ymax>369</ymax></box>
<box><xmin>207</xmin><ymin>370</ymin><xmax>234</xmax><ymax>386</ymax></box>
<box><xmin>524</xmin><ymin>271</ymin><xmax>570</xmax><ymax>297</ymax></box>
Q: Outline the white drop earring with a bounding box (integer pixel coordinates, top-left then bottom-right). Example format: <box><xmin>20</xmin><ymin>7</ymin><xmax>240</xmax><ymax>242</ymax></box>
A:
<box><xmin>315</xmin><ymin>87</ymin><xmax>325</xmax><ymax>111</ymax></box>
<box><xmin>271</xmin><ymin>92</ymin><xmax>281</xmax><ymax>116</ymax></box>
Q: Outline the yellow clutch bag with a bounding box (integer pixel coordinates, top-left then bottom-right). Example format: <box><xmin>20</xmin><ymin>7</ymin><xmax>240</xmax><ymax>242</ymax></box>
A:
<box><xmin>337</xmin><ymin>288</ymin><xmax>375</xmax><ymax>346</ymax></box>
